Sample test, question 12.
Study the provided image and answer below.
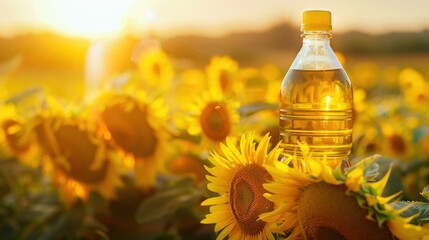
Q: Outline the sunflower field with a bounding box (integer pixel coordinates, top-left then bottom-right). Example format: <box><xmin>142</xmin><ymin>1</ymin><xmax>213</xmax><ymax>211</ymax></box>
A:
<box><xmin>1</xmin><ymin>41</ymin><xmax>429</xmax><ymax>240</ymax></box>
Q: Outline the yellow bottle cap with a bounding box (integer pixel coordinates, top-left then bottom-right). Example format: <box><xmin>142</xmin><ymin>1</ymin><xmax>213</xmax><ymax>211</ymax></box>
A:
<box><xmin>301</xmin><ymin>10</ymin><xmax>332</xmax><ymax>32</ymax></box>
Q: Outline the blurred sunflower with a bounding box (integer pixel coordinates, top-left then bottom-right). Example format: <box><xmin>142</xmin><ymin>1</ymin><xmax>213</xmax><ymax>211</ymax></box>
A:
<box><xmin>352</xmin><ymin>89</ymin><xmax>379</xmax><ymax>154</ymax></box>
<box><xmin>418</xmin><ymin>130</ymin><xmax>429</xmax><ymax>159</ymax></box>
<box><xmin>167</xmin><ymin>152</ymin><xmax>206</xmax><ymax>184</ymax></box>
<box><xmin>398</xmin><ymin>68</ymin><xmax>426</xmax><ymax>91</ymax></box>
<box><xmin>353</xmin><ymin>88</ymin><xmax>369</xmax><ymax>116</ymax></box>
<box><xmin>353</xmin><ymin>126</ymin><xmax>380</xmax><ymax>157</ymax></box>
<box><xmin>403</xmin><ymin>84</ymin><xmax>429</xmax><ymax>111</ymax></box>
<box><xmin>397</xmin><ymin>68</ymin><xmax>429</xmax><ymax>110</ymax></box>
<box><xmin>261</xmin><ymin>149</ymin><xmax>429</xmax><ymax>239</ymax></box>
<box><xmin>173</xmin><ymin>68</ymin><xmax>207</xmax><ymax>111</ymax></box>
<box><xmin>260</xmin><ymin>64</ymin><xmax>282</xmax><ymax>104</ymax></box>
<box><xmin>206</xmin><ymin>56</ymin><xmax>240</xmax><ymax>96</ymax></box>
<box><xmin>94</xmin><ymin>91</ymin><xmax>169</xmax><ymax>189</ymax></box>
<box><xmin>185</xmin><ymin>89</ymin><xmax>240</xmax><ymax>149</ymax></box>
<box><xmin>0</xmin><ymin>104</ymin><xmax>39</xmax><ymax>167</ymax></box>
<box><xmin>201</xmin><ymin>133</ymin><xmax>281</xmax><ymax>240</ymax></box>
<box><xmin>33</xmin><ymin>114</ymin><xmax>122</xmax><ymax>205</ymax></box>
<box><xmin>380</xmin><ymin>121</ymin><xmax>413</xmax><ymax>161</ymax></box>
<box><xmin>238</xmin><ymin>68</ymin><xmax>269</xmax><ymax>104</ymax></box>
<box><xmin>351</xmin><ymin>62</ymin><xmax>379</xmax><ymax>90</ymax></box>
<box><xmin>134</xmin><ymin>49</ymin><xmax>174</xmax><ymax>92</ymax></box>
<box><xmin>382</xmin><ymin>66</ymin><xmax>400</xmax><ymax>88</ymax></box>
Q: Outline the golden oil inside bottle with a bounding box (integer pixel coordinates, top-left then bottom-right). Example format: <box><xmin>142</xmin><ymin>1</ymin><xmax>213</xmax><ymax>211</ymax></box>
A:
<box><xmin>280</xmin><ymin>69</ymin><xmax>353</xmax><ymax>166</ymax></box>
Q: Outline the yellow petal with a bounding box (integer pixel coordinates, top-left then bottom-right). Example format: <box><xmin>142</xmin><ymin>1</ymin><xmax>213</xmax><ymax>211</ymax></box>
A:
<box><xmin>201</xmin><ymin>195</ymin><xmax>229</xmax><ymax>206</ymax></box>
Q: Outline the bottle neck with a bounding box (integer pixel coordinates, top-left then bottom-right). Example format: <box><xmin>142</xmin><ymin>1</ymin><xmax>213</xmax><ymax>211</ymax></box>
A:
<box><xmin>289</xmin><ymin>30</ymin><xmax>341</xmax><ymax>70</ymax></box>
<box><xmin>301</xmin><ymin>31</ymin><xmax>332</xmax><ymax>45</ymax></box>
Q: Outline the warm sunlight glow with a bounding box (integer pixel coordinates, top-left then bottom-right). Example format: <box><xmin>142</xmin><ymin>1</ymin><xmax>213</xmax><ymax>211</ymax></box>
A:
<box><xmin>144</xmin><ymin>9</ymin><xmax>156</xmax><ymax>23</ymax></box>
<box><xmin>41</xmin><ymin>0</ymin><xmax>133</xmax><ymax>39</ymax></box>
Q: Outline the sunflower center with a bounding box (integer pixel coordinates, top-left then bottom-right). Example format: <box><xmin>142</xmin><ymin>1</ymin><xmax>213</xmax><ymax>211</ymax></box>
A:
<box><xmin>230</xmin><ymin>164</ymin><xmax>273</xmax><ymax>236</ymax></box>
<box><xmin>102</xmin><ymin>102</ymin><xmax>158</xmax><ymax>159</ymax></box>
<box><xmin>200</xmin><ymin>102</ymin><xmax>231</xmax><ymax>141</ymax></box>
<box><xmin>55</xmin><ymin>124</ymin><xmax>108</xmax><ymax>184</ymax></box>
<box><xmin>389</xmin><ymin>134</ymin><xmax>406</xmax><ymax>155</ymax></box>
<box><xmin>317</xmin><ymin>227</ymin><xmax>346</xmax><ymax>240</ymax></box>
<box><xmin>153</xmin><ymin>63</ymin><xmax>161</xmax><ymax>77</ymax></box>
<box><xmin>297</xmin><ymin>182</ymin><xmax>392</xmax><ymax>240</ymax></box>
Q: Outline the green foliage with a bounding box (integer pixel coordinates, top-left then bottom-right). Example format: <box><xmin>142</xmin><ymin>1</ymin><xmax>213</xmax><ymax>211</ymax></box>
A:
<box><xmin>136</xmin><ymin>177</ymin><xmax>203</xmax><ymax>224</ymax></box>
<box><xmin>0</xmin><ymin>158</ymin><xmax>108</xmax><ymax>240</ymax></box>
<box><xmin>133</xmin><ymin>176</ymin><xmax>214</xmax><ymax>239</ymax></box>
<box><xmin>392</xmin><ymin>201</ymin><xmax>429</xmax><ymax>225</ymax></box>
<box><xmin>238</xmin><ymin>103</ymin><xmax>278</xmax><ymax>118</ymax></box>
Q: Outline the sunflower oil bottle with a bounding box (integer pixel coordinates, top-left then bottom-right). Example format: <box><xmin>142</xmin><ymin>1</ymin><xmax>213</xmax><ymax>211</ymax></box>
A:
<box><xmin>280</xmin><ymin>10</ymin><xmax>353</xmax><ymax>167</ymax></box>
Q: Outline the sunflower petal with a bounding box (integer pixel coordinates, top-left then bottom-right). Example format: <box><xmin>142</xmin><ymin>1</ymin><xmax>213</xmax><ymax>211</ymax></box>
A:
<box><xmin>201</xmin><ymin>196</ymin><xmax>229</xmax><ymax>206</ymax></box>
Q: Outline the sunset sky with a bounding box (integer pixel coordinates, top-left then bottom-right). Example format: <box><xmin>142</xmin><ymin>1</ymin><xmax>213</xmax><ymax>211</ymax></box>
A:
<box><xmin>1</xmin><ymin>0</ymin><xmax>429</xmax><ymax>39</ymax></box>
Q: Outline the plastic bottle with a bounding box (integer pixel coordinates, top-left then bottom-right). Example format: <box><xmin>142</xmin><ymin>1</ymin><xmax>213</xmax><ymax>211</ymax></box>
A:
<box><xmin>279</xmin><ymin>10</ymin><xmax>353</xmax><ymax>167</ymax></box>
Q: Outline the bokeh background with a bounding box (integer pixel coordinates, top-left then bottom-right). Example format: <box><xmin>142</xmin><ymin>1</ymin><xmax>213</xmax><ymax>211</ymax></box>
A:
<box><xmin>2</xmin><ymin>0</ymin><xmax>429</xmax><ymax>101</ymax></box>
<box><xmin>1</xmin><ymin>0</ymin><xmax>429</xmax><ymax>239</ymax></box>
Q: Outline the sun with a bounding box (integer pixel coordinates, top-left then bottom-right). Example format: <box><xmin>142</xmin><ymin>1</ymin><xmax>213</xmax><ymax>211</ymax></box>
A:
<box><xmin>40</xmin><ymin>0</ymin><xmax>133</xmax><ymax>39</ymax></box>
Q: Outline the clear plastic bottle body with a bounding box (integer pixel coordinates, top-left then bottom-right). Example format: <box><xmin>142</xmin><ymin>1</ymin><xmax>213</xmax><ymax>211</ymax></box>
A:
<box><xmin>279</xmin><ymin>31</ymin><xmax>353</xmax><ymax>166</ymax></box>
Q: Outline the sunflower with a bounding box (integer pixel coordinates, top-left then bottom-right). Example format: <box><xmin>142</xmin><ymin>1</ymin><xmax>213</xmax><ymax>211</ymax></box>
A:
<box><xmin>167</xmin><ymin>152</ymin><xmax>206</xmax><ymax>184</ymax></box>
<box><xmin>261</xmin><ymin>146</ymin><xmax>429</xmax><ymax>240</ymax></box>
<box><xmin>237</xmin><ymin>68</ymin><xmax>269</xmax><ymax>104</ymax></box>
<box><xmin>380</xmin><ymin>121</ymin><xmax>413</xmax><ymax>161</ymax></box>
<box><xmin>382</xmin><ymin>66</ymin><xmax>400</xmax><ymax>88</ymax></box>
<box><xmin>353</xmin><ymin>126</ymin><xmax>380</xmax><ymax>157</ymax></box>
<box><xmin>0</xmin><ymin>104</ymin><xmax>39</xmax><ymax>167</ymax></box>
<box><xmin>352</xmin><ymin>88</ymin><xmax>378</xmax><ymax>144</ymax></box>
<box><xmin>206</xmin><ymin>56</ymin><xmax>240</xmax><ymax>97</ymax></box>
<box><xmin>398</xmin><ymin>68</ymin><xmax>429</xmax><ymax>111</ymax></box>
<box><xmin>93</xmin><ymin>91</ymin><xmax>169</xmax><ymax>190</ymax></box>
<box><xmin>403</xmin><ymin>83</ymin><xmax>429</xmax><ymax>112</ymax></box>
<box><xmin>32</xmin><ymin>114</ymin><xmax>122</xmax><ymax>205</ymax></box>
<box><xmin>398</xmin><ymin>68</ymin><xmax>426</xmax><ymax>91</ymax></box>
<box><xmin>185</xmin><ymin>89</ymin><xmax>240</xmax><ymax>150</ymax></box>
<box><xmin>418</xmin><ymin>131</ymin><xmax>429</xmax><ymax>159</ymax></box>
<box><xmin>134</xmin><ymin>48</ymin><xmax>174</xmax><ymax>92</ymax></box>
<box><xmin>173</xmin><ymin>68</ymin><xmax>207</xmax><ymax>111</ymax></box>
<box><xmin>201</xmin><ymin>133</ymin><xmax>281</xmax><ymax>240</ymax></box>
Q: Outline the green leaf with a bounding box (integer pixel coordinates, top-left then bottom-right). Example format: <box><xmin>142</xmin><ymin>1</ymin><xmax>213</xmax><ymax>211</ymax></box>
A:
<box><xmin>391</xmin><ymin>201</ymin><xmax>429</xmax><ymax>225</ymax></box>
<box><xmin>78</xmin><ymin>217</ymin><xmax>109</xmax><ymax>240</ymax></box>
<box><xmin>136</xmin><ymin>186</ymin><xmax>202</xmax><ymax>224</ymax></box>
<box><xmin>238</xmin><ymin>103</ymin><xmax>278</xmax><ymax>117</ymax></box>
<box><xmin>374</xmin><ymin>211</ymin><xmax>390</xmax><ymax>227</ymax></box>
<box><xmin>4</xmin><ymin>87</ymin><xmax>44</xmax><ymax>105</ymax></box>
<box><xmin>421</xmin><ymin>185</ymin><xmax>429</xmax><ymax>201</ymax></box>
<box><xmin>172</xmin><ymin>131</ymin><xmax>201</xmax><ymax>144</ymax></box>
<box><xmin>364</xmin><ymin>162</ymin><xmax>379</xmax><ymax>181</ymax></box>
<box><xmin>355</xmin><ymin>194</ymin><xmax>367</xmax><ymax>208</ymax></box>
